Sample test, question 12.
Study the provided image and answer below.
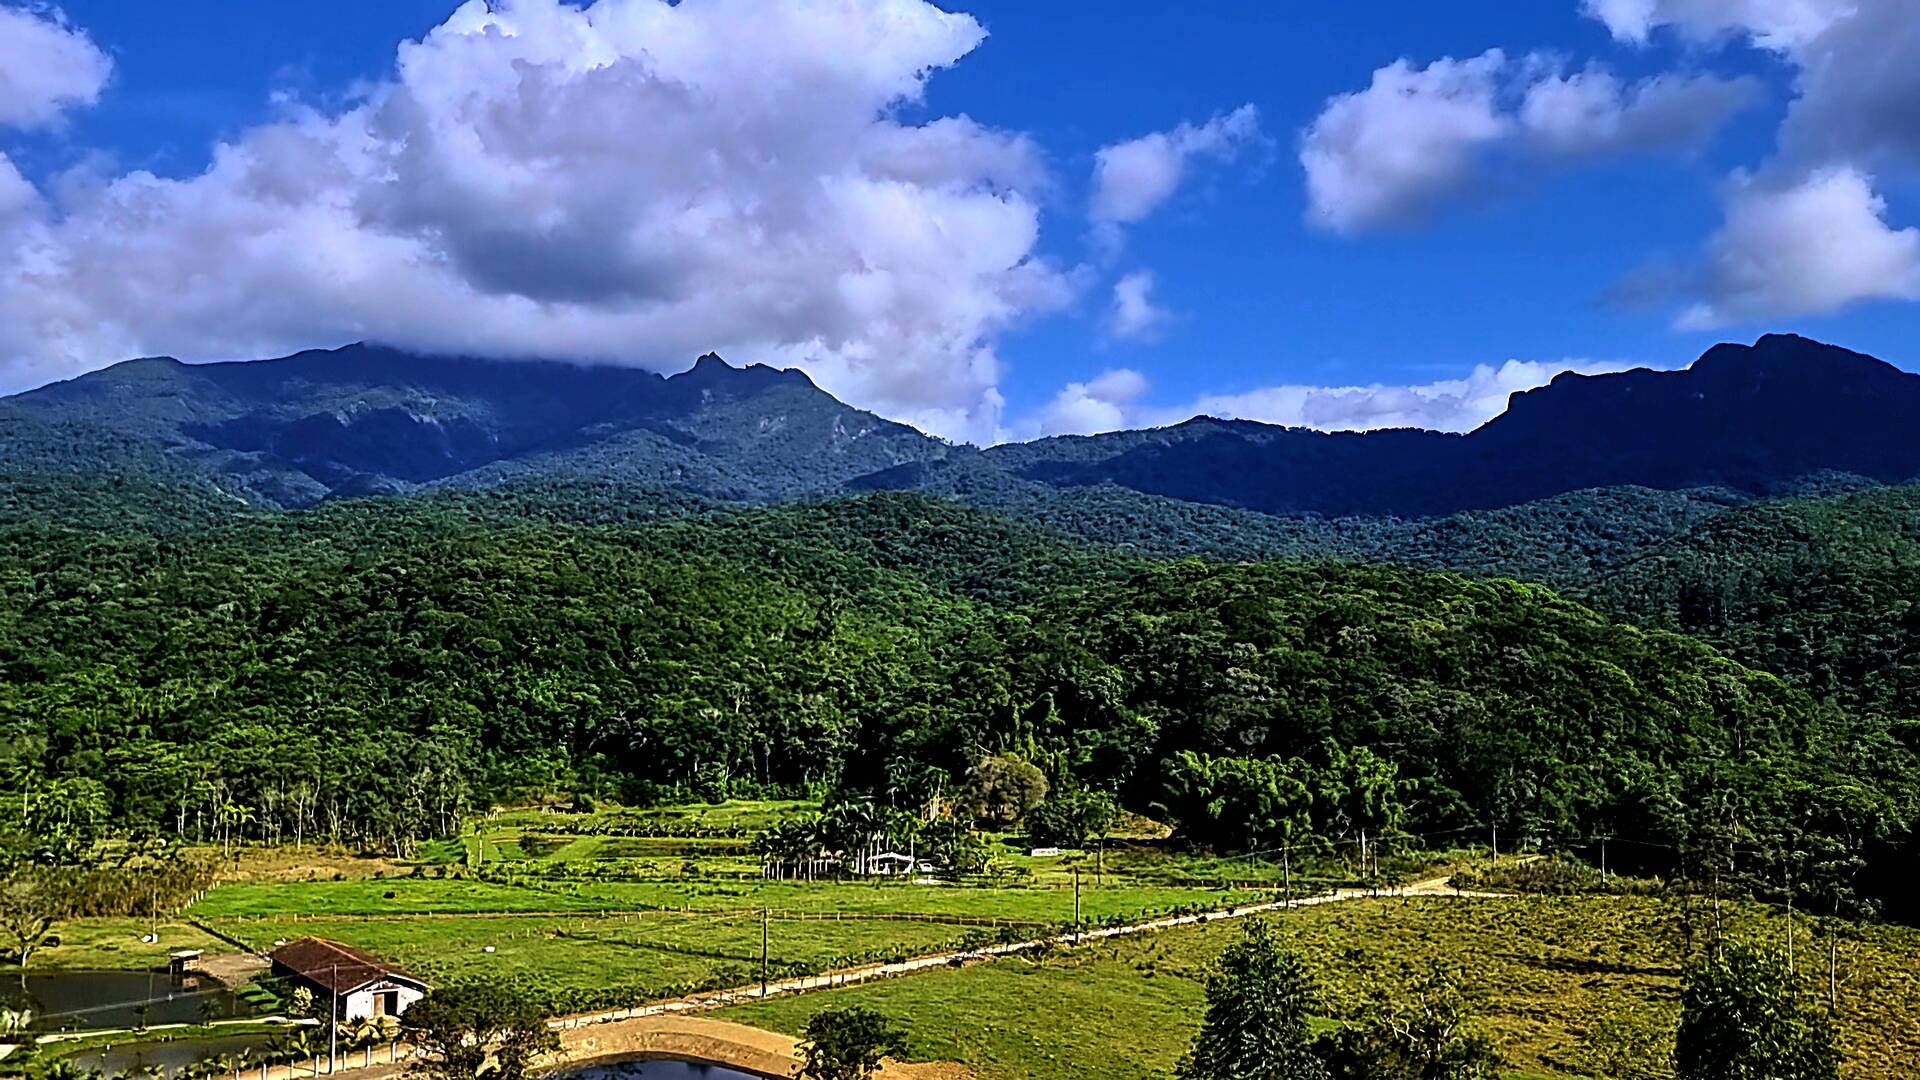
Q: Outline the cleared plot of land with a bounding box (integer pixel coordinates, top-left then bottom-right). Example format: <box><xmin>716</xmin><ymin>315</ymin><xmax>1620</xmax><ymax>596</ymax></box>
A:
<box><xmin>210</xmin><ymin>912</ymin><xmax>975</xmax><ymax>1013</ymax></box>
<box><xmin>721</xmin><ymin>895</ymin><xmax>1920</xmax><ymax>1080</ymax></box>
<box><xmin>191</xmin><ymin>877</ymin><xmax>606</xmax><ymax>918</ymax></box>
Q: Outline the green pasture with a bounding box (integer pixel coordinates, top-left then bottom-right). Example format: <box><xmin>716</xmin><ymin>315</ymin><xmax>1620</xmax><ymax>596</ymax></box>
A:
<box><xmin>207</xmin><ymin>912</ymin><xmax>972</xmax><ymax>1014</ymax></box>
<box><xmin>722</xmin><ymin>894</ymin><xmax>1920</xmax><ymax>1080</ymax></box>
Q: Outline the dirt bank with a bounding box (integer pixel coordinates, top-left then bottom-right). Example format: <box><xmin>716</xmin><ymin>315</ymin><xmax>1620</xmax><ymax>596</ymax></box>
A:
<box><xmin>556</xmin><ymin>1014</ymin><xmax>972</xmax><ymax>1078</ymax></box>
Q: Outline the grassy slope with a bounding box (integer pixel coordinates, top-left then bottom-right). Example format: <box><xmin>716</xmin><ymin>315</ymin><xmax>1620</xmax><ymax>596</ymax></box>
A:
<box><xmin>722</xmin><ymin>896</ymin><xmax>1920</xmax><ymax>1080</ymax></box>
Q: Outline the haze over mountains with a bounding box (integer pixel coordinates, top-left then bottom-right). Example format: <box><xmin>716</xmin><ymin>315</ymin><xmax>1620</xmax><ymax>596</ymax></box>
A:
<box><xmin>4</xmin><ymin>332</ymin><xmax>1917</xmax><ymax>520</ymax></box>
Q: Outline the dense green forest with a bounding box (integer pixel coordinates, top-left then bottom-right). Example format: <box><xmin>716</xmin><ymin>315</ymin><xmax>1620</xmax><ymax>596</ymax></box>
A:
<box><xmin>3</xmin><ymin>482</ymin><xmax>1915</xmax><ymax>921</ymax></box>
<box><xmin>1591</xmin><ymin>485</ymin><xmax>1920</xmax><ymax>721</ymax></box>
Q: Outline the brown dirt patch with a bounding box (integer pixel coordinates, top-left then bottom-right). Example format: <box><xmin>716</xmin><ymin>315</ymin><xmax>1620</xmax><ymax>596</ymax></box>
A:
<box><xmin>552</xmin><ymin>1015</ymin><xmax>973</xmax><ymax>1079</ymax></box>
<box><xmin>192</xmin><ymin>951</ymin><xmax>270</xmax><ymax>986</ymax></box>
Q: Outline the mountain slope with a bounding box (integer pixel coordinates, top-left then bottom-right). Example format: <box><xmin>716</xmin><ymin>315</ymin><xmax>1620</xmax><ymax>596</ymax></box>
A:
<box><xmin>5</xmin><ymin>344</ymin><xmax>949</xmax><ymax>507</ymax></box>
<box><xmin>986</xmin><ymin>335</ymin><xmax>1920</xmax><ymax>516</ymax></box>
<box><xmin>1589</xmin><ymin>484</ymin><xmax>1920</xmax><ymax>720</ymax></box>
<box><xmin>4</xmin><ymin>333</ymin><xmax>1918</xmax><ymax>538</ymax></box>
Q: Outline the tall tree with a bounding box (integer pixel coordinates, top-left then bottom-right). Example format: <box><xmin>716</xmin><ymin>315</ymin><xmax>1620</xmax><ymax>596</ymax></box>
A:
<box><xmin>1178</xmin><ymin>919</ymin><xmax>1329</xmax><ymax>1080</ymax></box>
<box><xmin>401</xmin><ymin>987</ymin><xmax>559</xmax><ymax>1080</ymax></box>
<box><xmin>965</xmin><ymin>755</ymin><xmax>1048</xmax><ymax>830</ymax></box>
<box><xmin>1675</xmin><ymin>941</ymin><xmax>1840</xmax><ymax>1080</ymax></box>
<box><xmin>798</xmin><ymin>1005</ymin><xmax>908</xmax><ymax>1080</ymax></box>
<box><xmin>1318</xmin><ymin>964</ymin><xmax>1500</xmax><ymax>1080</ymax></box>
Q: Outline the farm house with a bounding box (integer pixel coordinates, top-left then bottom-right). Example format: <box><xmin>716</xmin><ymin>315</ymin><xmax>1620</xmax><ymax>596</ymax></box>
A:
<box><xmin>269</xmin><ymin>937</ymin><xmax>430</xmax><ymax>1020</ymax></box>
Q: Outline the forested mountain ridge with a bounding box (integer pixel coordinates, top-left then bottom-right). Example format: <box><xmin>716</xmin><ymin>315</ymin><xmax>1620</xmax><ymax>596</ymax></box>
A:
<box><xmin>5</xmin><ymin>344</ymin><xmax>949</xmax><ymax>507</ymax></box>
<box><xmin>7</xmin><ymin>334</ymin><xmax>1920</xmax><ymax>922</ymax></box>
<box><xmin>5</xmin><ymin>333</ymin><xmax>1918</xmax><ymax>521</ymax></box>
<box><xmin>984</xmin><ymin>335</ymin><xmax>1920</xmax><ymax>515</ymax></box>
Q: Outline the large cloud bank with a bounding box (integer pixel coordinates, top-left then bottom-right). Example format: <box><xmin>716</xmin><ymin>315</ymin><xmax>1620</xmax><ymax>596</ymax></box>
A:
<box><xmin>0</xmin><ymin>0</ymin><xmax>1076</xmax><ymax>442</ymax></box>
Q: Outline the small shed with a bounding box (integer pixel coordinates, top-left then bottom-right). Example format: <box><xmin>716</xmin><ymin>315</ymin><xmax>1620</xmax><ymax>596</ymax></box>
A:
<box><xmin>864</xmin><ymin>851</ymin><xmax>917</xmax><ymax>877</ymax></box>
<box><xmin>269</xmin><ymin>938</ymin><xmax>429</xmax><ymax>1021</ymax></box>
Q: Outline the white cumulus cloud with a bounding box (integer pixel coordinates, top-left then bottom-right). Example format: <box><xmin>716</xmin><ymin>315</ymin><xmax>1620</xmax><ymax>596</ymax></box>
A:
<box><xmin>1301</xmin><ymin>50</ymin><xmax>1513</xmax><ymax>234</ymax></box>
<box><xmin>1583</xmin><ymin>0</ymin><xmax>1856</xmax><ymax>51</ymax></box>
<box><xmin>1090</xmin><ymin>104</ymin><xmax>1261</xmax><ymax>226</ymax></box>
<box><xmin>1586</xmin><ymin>0</ymin><xmax>1920</xmax><ymax>326</ymax></box>
<box><xmin>1302</xmin><ymin>49</ymin><xmax>1755</xmax><ymax>233</ymax></box>
<box><xmin>0</xmin><ymin>0</ymin><xmax>1081</xmax><ymax>444</ymax></box>
<box><xmin>1024</xmin><ymin>367</ymin><xmax>1151</xmax><ymax>437</ymax></box>
<box><xmin>0</xmin><ymin>4</ymin><xmax>111</xmax><ymax>129</ymax></box>
<box><xmin>1520</xmin><ymin>68</ymin><xmax>1761</xmax><ymax>158</ymax></box>
<box><xmin>1106</xmin><ymin>271</ymin><xmax>1171</xmax><ymax>342</ymax></box>
<box><xmin>1157</xmin><ymin>358</ymin><xmax>1639</xmax><ymax>433</ymax></box>
<box><xmin>1679</xmin><ymin>166</ymin><xmax>1920</xmax><ymax>327</ymax></box>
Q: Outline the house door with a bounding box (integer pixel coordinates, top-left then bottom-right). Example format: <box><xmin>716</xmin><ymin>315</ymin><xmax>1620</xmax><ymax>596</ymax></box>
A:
<box><xmin>376</xmin><ymin>991</ymin><xmax>399</xmax><ymax>1016</ymax></box>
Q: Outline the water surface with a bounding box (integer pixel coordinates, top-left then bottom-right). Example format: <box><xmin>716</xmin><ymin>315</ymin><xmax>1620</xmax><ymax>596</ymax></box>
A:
<box><xmin>56</xmin><ymin>1031</ymin><xmax>283</xmax><ymax>1078</ymax></box>
<box><xmin>5</xmin><ymin>969</ymin><xmax>254</xmax><ymax>1031</ymax></box>
<box><xmin>564</xmin><ymin>1060</ymin><xmax>766</xmax><ymax>1080</ymax></box>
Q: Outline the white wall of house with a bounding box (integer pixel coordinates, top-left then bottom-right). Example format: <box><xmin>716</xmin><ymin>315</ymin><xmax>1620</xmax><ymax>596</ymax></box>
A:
<box><xmin>341</xmin><ymin>980</ymin><xmax>425</xmax><ymax>1021</ymax></box>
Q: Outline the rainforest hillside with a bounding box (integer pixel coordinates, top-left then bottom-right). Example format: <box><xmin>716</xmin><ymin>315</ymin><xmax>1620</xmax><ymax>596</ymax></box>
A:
<box><xmin>3</xmin><ymin>492</ymin><xmax>1914</xmax><ymax>918</ymax></box>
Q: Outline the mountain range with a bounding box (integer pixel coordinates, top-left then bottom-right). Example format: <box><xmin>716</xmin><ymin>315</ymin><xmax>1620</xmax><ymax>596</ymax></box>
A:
<box><xmin>9</xmin><ymin>328</ymin><xmax>1920</xmax><ymax>925</ymax></box>
<box><xmin>5</xmin><ymin>333</ymin><xmax>1916</xmax><ymax>520</ymax></box>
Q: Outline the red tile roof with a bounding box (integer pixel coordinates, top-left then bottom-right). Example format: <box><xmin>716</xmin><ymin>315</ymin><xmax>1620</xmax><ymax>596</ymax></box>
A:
<box><xmin>269</xmin><ymin>937</ymin><xmax>427</xmax><ymax>994</ymax></box>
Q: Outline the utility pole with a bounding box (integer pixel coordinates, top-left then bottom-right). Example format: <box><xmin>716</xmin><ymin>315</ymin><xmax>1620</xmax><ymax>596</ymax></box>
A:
<box><xmin>329</xmin><ymin>964</ymin><xmax>338</xmax><ymax>1075</ymax></box>
<box><xmin>1786</xmin><ymin>871</ymin><xmax>1796</xmax><ymax>977</ymax></box>
<box><xmin>760</xmin><ymin>909</ymin><xmax>769</xmax><ymax>999</ymax></box>
<box><xmin>1829</xmin><ymin>933</ymin><xmax>1839</xmax><ymax>1012</ymax></box>
<box><xmin>1073</xmin><ymin>866</ymin><xmax>1082</xmax><ymax>929</ymax></box>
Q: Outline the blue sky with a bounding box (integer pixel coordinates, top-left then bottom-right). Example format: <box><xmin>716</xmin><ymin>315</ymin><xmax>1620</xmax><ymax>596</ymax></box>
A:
<box><xmin>4</xmin><ymin>1</ymin><xmax>1918</xmax><ymax>442</ymax></box>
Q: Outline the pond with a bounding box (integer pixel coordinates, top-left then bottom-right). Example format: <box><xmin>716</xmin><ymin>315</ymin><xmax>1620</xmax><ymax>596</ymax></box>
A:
<box><xmin>52</xmin><ymin>1030</ymin><xmax>283</xmax><ymax>1079</ymax></box>
<box><xmin>563</xmin><ymin>1060</ymin><xmax>768</xmax><ymax>1080</ymax></box>
<box><xmin>5</xmin><ymin>969</ymin><xmax>255</xmax><ymax>1031</ymax></box>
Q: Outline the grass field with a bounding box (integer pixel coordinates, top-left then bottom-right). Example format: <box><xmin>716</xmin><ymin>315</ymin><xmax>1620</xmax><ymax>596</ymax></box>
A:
<box><xmin>57</xmin><ymin>797</ymin><xmax>1272</xmax><ymax>1029</ymax></box>
<box><xmin>36</xmin><ymin>919</ymin><xmax>239</xmax><ymax>971</ymax></box>
<box><xmin>722</xmin><ymin>895</ymin><xmax>1920</xmax><ymax>1080</ymax></box>
<box><xmin>46</xmin><ymin>800</ymin><xmax>1920</xmax><ymax>1079</ymax></box>
<box><xmin>194</xmin><ymin>873</ymin><xmax>1258</xmax><ymax>923</ymax></box>
<box><xmin>210</xmin><ymin>911</ymin><xmax>975</xmax><ymax>1012</ymax></box>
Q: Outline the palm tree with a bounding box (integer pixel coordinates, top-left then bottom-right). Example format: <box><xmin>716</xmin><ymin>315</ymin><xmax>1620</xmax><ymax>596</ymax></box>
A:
<box><xmin>886</xmin><ymin>808</ymin><xmax>924</xmax><ymax>874</ymax></box>
<box><xmin>825</xmin><ymin>800</ymin><xmax>888</xmax><ymax>876</ymax></box>
<box><xmin>273</xmin><ymin>1029</ymin><xmax>321</xmax><ymax>1077</ymax></box>
<box><xmin>0</xmin><ymin>1006</ymin><xmax>31</xmax><ymax>1038</ymax></box>
<box><xmin>340</xmin><ymin>1018</ymin><xmax>380</xmax><ymax>1067</ymax></box>
<box><xmin>755</xmin><ymin>816</ymin><xmax>831</xmax><ymax>879</ymax></box>
<box><xmin>41</xmin><ymin>1060</ymin><xmax>103</xmax><ymax>1080</ymax></box>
